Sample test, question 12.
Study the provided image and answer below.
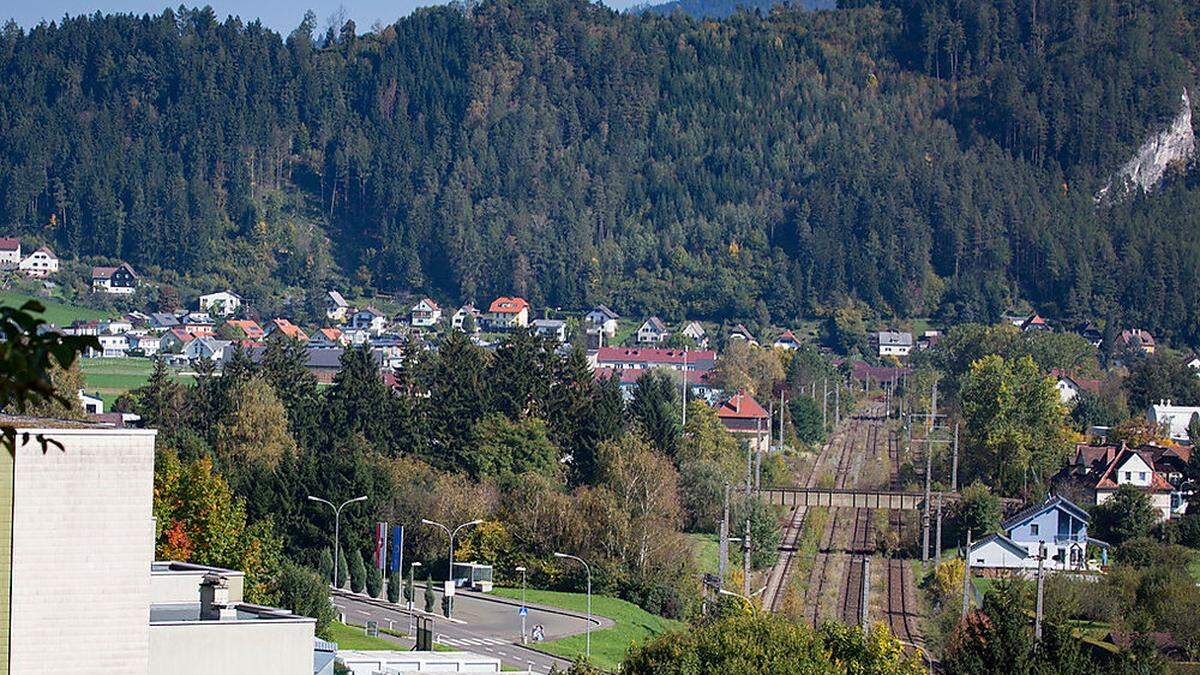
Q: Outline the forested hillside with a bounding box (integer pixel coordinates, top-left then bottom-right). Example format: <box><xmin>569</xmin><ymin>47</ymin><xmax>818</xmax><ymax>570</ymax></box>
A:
<box><xmin>1</xmin><ymin>0</ymin><xmax>1198</xmax><ymax>344</ymax></box>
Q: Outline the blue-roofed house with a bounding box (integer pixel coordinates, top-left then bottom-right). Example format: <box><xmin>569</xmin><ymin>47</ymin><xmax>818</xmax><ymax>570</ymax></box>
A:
<box><xmin>966</xmin><ymin>495</ymin><xmax>1103</xmax><ymax>573</ymax></box>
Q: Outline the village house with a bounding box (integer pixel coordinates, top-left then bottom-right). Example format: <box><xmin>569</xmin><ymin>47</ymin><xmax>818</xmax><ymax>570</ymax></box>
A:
<box><xmin>773</xmin><ymin>330</ymin><xmax>801</xmax><ymax>350</ymax></box>
<box><xmin>180</xmin><ymin>312</ymin><xmax>215</xmax><ymax>336</ymax></box>
<box><xmin>127</xmin><ymin>333</ymin><xmax>161</xmax><ymax>356</ymax></box>
<box><xmin>198</xmin><ymin>290</ymin><xmax>243</xmax><ymax>317</ymax></box>
<box><xmin>1147</xmin><ymin>401</ymin><xmax>1200</xmax><ymax>443</ymax></box>
<box><xmin>1118</xmin><ymin>328</ymin><xmax>1156</xmax><ymax>355</ymax></box>
<box><xmin>584</xmin><ymin>305</ymin><xmax>620</xmax><ymax>338</ymax></box>
<box><xmin>159</xmin><ymin>327</ymin><xmax>197</xmax><ymax>353</ymax></box>
<box><xmin>728</xmin><ymin>324</ymin><xmax>758</xmax><ymax>346</ymax></box>
<box><xmin>1051</xmin><ymin>369</ymin><xmax>1101</xmax><ymax>405</ymax></box>
<box><xmin>264</xmin><ymin>318</ymin><xmax>309</xmax><ymax>342</ymax></box>
<box><xmin>1186</xmin><ymin>353</ymin><xmax>1200</xmax><ymax>375</ymax></box>
<box><xmin>224</xmin><ymin>319</ymin><xmax>264</xmax><ymax>340</ymax></box>
<box><xmin>0</xmin><ymin>237</ymin><xmax>20</xmax><ymax>268</ymax></box>
<box><xmin>410</xmin><ymin>298</ymin><xmax>442</xmax><ymax>327</ymax></box>
<box><xmin>594</xmin><ymin>367</ymin><xmax>723</xmax><ymax>404</ymax></box>
<box><xmin>1054</xmin><ymin>443</ymin><xmax>1176</xmax><ymax>521</ymax></box>
<box><xmin>1020</xmin><ymin>314</ymin><xmax>1052</xmax><ymax>332</ymax></box>
<box><xmin>91</xmin><ymin>263</ymin><xmax>138</xmax><ymax>294</ymax></box>
<box><xmin>183</xmin><ymin>336</ymin><xmax>231</xmax><ymax>362</ymax></box>
<box><xmin>966</xmin><ymin>495</ymin><xmax>1099</xmax><ymax>574</ymax></box>
<box><xmin>325</xmin><ymin>290</ymin><xmax>349</xmax><ymax>322</ymax></box>
<box><xmin>18</xmin><ymin>246</ymin><xmax>59</xmax><ymax>277</ymax></box>
<box><xmin>103</xmin><ymin>318</ymin><xmax>133</xmax><ymax>335</ymax></box>
<box><xmin>714</xmin><ymin>390</ymin><xmax>771</xmax><ymax>453</ymax></box>
<box><xmin>1075</xmin><ymin>322</ymin><xmax>1104</xmax><ymax>348</ymax></box>
<box><xmin>681</xmin><ymin>321</ymin><xmax>707</xmax><ymax>347</ymax></box>
<box><xmin>875</xmin><ymin>330</ymin><xmax>913</xmax><ymax>358</ymax></box>
<box><xmin>149</xmin><ymin>312</ymin><xmax>180</xmax><ymax>331</ymax></box>
<box><xmin>594</xmin><ymin>346</ymin><xmax>717</xmax><ymax>373</ymax></box>
<box><xmin>452</xmin><ymin>304</ymin><xmax>480</xmax><ymax>332</ymax></box>
<box><xmin>64</xmin><ymin>320</ymin><xmax>102</xmax><ymax>337</ymax></box>
<box><xmin>485</xmin><ymin>296</ymin><xmax>530</xmax><ymax>330</ymax></box>
<box><xmin>532</xmin><ymin>318</ymin><xmax>567</xmax><ymax>343</ymax></box>
<box><xmin>309</xmin><ymin>327</ymin><xmax>346</xmax><ymax>348</ymax></box>
<box><xmin>636</xmin><ymin>317</ymin><xmax>670</xmax><ymax>344</ymax></box>
<box><xmin>95</xmin><ymin>333</ymin><xmax>129</xmax><ymax>358</ymax></box>
<box><xmin>78</xmin><ymin>390</ymin><xmax>105</xmax><ymax>415</ymax></box>
<box><xmin>350</xmin><ymin>307</ymin><xmax>389</xmax><ymax>335</ymax></box>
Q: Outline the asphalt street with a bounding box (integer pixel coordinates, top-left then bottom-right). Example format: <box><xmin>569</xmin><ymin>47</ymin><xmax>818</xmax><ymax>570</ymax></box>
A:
<box><xmin>332</xmin><ymin>588</ymin><xmax>610</xmax><ymax>674</ymax></box>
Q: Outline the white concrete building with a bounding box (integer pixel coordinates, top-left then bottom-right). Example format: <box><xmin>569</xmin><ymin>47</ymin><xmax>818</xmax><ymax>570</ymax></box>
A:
<box><xmin>876</xmin><ymin>331</ymin><xmax>913</xmax><ymax>358</ymax></box>
<box><xmin>17</xmin><ymin>247</ymin><xmax>58</xmax><ymax>277</ymax></box>
<box><xmin>338</xmin><ymin>650</ymin><xmax>524</xmax><ymax>675</ymax></box>
<box><xmin>198</xmin><ymin>291</ymin><xmax>243</xmax><ymax>317</ymax></box>
<box><xmin>409</xmin><ymin>298</ymin><xmax>442</xmax><ymax>327</ymax></box>
<box><xmin>452</xmin><ymin>304</ymin><xmax>480</xmax><ymax>332</ymax></box>
<box><xmin>0</xmin><ymin>237</ymin><xmax>20</xmax><ymax>268</ymax></box>
<box><xmin>1147</xmin><ymin>401</ymin><xmax>1200</xmax><ymax>443</ymax></box>
<box><xmin>97</xmin><ymin>333</ymin><xmax>130</xmax><ymax>358</ymax></box>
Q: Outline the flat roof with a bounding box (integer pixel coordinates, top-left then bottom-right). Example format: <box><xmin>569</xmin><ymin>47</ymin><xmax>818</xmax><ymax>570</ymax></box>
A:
<box><xmin>151</xmin><ymin>560</ymin><xmax>243</xmax><ymax>576</ymax></box>
<box><xmin>149</xmin><ymin>602</ymin><xmax>313</xmax><ymax>624</ymax></box>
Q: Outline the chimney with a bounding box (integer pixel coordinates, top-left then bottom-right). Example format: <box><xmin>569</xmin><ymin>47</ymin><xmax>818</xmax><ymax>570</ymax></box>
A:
<box><xmin>199</xmin><ymin>572</ymin><xmax>230</xmax><ymax>621</ymax></box>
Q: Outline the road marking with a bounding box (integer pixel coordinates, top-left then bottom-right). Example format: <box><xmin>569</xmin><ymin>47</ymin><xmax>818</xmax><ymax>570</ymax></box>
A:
<box><xmin>356</xmin><ymin>610</ymin><xmax>372</xmax><ymax>617</ymax></box>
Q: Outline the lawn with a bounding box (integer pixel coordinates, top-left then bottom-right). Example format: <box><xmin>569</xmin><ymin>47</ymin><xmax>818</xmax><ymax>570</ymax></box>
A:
<box><xmin>688</xmin><ymin>532</ymin><xmax>719</xmax><ymax>575</ymax></box>
<box><xmin>0</xmin><ymin>290</ymin><xmax>108</xmax><ymax>327</ymax></box>
<box><xmin>327</xmin><ymin>621</ymin><xmax>405</xmax><ymax>650</ymax></box>
<box><xmin>489</xmin><ymin>587</ymin><xmax>682</xmax><ymax>670</ymax></box>
<box><xmin>80</xmin><ymin>357</ymin><xmax>192</xmax><ymax>407</ymax></box>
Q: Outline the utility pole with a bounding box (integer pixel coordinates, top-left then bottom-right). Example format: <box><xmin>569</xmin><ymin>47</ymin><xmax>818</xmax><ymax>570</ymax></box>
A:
<box><xmin>822</xmin><ymin>378</ymin><xmax>828</xmax><ymax>429</ymax></box>
<box><xmin>718</xmin><ymin>483</ymin><xmax>730</xmax><ymax>591</ymax></box>
<box><xmin>935</xmin><ymin>494</ymin><xmax>943</xmax><ymax>565</ymax></box>
<box><xmin>835</xmin><ymin>379</ymin><xmax>841</xmax><ymax>428</ymax></box>
<box><xmin>860</xmin><ymin>558</ymin><xmax>870</xmax><ymax>631</ymax></box>
<box><xmin>681</xmin><ymin>349</ymin><xmax>688</xmax><ymax>430</ymax></box>
<box><xmin>742</xmin><ymin>519</ymin><xmax>752</xmax><ymax>599</ymax></box>
<box><xmin>779</xmin><ymin>389</ymin><xmax>785</xmax><ymax>450</ymax></box>
<box><xmin>961</xmin><ymin>530</ymin><xmax>972</xmax><ymax>617</ymax></box>
<box><xmin>1035</xmin><ymin>542</ymin><xmax>1047</xmax><ymax>643</ymax></box>
<box><xmin>928</xmin><ymin>379</ymin><xmax>938</xmax><ymax>433</ymax></box>
<box><xmin>951</xmin><ymin>422</ymin><xmax>959</xmax><ymax>492</ymax></box>
<box><xmin>922</xmin><ymin>441</ymin><xmax>932</xmax><ymax>562</ymax></box>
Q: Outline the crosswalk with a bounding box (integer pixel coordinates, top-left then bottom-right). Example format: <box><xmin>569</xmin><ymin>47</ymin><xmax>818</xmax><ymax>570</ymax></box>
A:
<box><xmin>437</xmin><ymin>637</ymin><xmax>510</xmax><ymax>647</ymax></box>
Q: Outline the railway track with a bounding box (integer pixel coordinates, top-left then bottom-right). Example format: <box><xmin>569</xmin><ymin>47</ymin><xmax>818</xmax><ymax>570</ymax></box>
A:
<box><xmin>883</xmin><ymin>508</ymin><xmax>922</xmax><ymax>647</ymax></box>
<box><xmin>839</xmin><ymin>507</ymin><xmax>874</xmax><ymax>625</ymax></box>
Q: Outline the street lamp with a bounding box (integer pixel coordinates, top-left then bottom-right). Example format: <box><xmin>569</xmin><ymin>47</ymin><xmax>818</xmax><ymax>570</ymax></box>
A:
<box><xmin>408</xmin><ymin>561</ymin><xmax>422</xmax><ymax>611</ymax></box>
<box><xmin>307</xmin><ymin>495</ymin><xmax>367</xmax><ymax>589</ymax></box>
<box><xmin>554</xmin><ymin>552</ymin><xmax>591</xmax><ymax>659</ymax></box>
<box><xmin>421</xmin><ymin>518</ymin><xmax>483</xmax><ymax>618</ymax></box>
<box><xmin>515</xmin><ymin>566</ymin><xmax>528</xmax><ymax>643</ymax></box>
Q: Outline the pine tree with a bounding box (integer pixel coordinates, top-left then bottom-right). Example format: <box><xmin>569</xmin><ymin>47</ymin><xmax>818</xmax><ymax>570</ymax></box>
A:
<box><xmin>319</xmin><ymin>548</ymin><xmax>334</xmax><ymax>585</ymax></box>
<box><xmin>326</xmin><ymin>345</ymin><xmax>394</xmax><ymax>451</ymax></box>
<box><xmin>366</xmin><ymin>563</ymin><xmax>382</xmax><ymax>597</ymax></box>
<box><xmin>349</xmin><ymin>549</ymin><xmax>367</xmax><ymax>594</ymax></box>
<box><xmin>336</xmin><ymin>549</ymin><xmax>350</xmax><ymax>590</ymax></box>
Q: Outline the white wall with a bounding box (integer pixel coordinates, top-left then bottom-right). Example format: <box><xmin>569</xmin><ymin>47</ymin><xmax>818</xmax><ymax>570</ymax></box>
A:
<box><xmin>9</xmin><ymin>427</ymin><xmax>157</xmax><ymax>674</ymax></box>
<box><xmin>150</xmin><ymin>620</ymin><xmax>314</xmax><ymax>675</ymax></box>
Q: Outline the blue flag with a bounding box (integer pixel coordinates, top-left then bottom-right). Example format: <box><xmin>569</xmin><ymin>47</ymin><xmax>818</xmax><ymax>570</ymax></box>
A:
<box><xmin>390</xmin><ymin>525</ymin><xmax>403</xmax><ymax>573</ymax></box>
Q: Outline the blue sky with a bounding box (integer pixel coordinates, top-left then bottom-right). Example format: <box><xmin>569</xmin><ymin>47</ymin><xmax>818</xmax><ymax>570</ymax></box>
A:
<box><xmin>2</xmin><ymin>0</ymin><xmax>641</xmax><ymax>34</ymax></box>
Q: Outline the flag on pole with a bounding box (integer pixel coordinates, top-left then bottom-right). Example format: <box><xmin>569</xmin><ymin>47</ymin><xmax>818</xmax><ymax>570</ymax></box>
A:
<box><xmin>390</xmin><ymin>525</ymin><xmax>404</xmax><ymax>574</ymax></box>
<box><xmin>374</xmin><ymin>522</ymin><xmax>388</xmax><ymax>570</ymax></box>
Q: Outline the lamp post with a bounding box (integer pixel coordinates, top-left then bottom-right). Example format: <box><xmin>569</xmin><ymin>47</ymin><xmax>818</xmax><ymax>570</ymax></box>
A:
<box><xmin>421</xmin><ymin>518</ymin><xmax>483</xmax><ymax>618</ymax></box>
<box><xmin>554</xmin><ymin>552</ymin><xmax>591</xmax><ymax>660</ymax></box>
<box><xmin>408</xmin><ymin>561</ymin><xmax>422</xmax><ymax>611</ymax></box>
<box><xmin>307</xmin><ymin>495</ymin><xmax>367</xmax><ymax>589</ymax></box>
<box><xmin>515</xmin><ymin>566</ymin><xmax>527</xmax><ymax>643</ymax></box>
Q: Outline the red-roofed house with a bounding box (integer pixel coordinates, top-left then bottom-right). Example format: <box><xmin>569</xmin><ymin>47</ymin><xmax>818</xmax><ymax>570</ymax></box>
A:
<box><xmin>773</xmin><ymin>330</ymin><xmax>801</xmax><ymax>350</ymax></box>
<box><xmin>309</xmin><ymin>327</ymin><xmax>346</xmax><ymax>348</ymax></box>
<box><xmin>1118</xmin><ymin>328</ymin><xmax>1156</xmax><ymax>355</ymax></box>
<box><xmin>1049</xmin><ymin>369</ymin><xmax>1101</xmax><ymax>405</ymax></box>
<box><xmin>485</xmin><ymin>297</ymin><xmax>530</xmax><ymax>330</ymax></box>
<box><xmin>1093</xmin><ymin>446</ymin><xmax>1174</xmax><ymax>521</ymax></box>
<box><xmin>265</xmin><ymin>318</ymin><xmax>309</xmax><ymax>342</ymax></box>
<box><xmin>714</xmin><ymin>390</ymin><xmax>771</xmax><ymax>452</ymax></box>
<box><xmin>1020</xmin><ymin>314</ymin><xmax>1051</xmax><ymax>332</ymax></box>
<box><xmin>0</xmin><ymin>237</ymin><xmax>21</xmax><ymax>268</ymax></box>
<box><xmin>224</xmin><ymin>319</ymin><xmax>264</xmax><ymax>340</ymax></box>
<box><xmin>159</xmin><ymin>327</ymin><xmax>197</xmax><ymax>354</ymax></box>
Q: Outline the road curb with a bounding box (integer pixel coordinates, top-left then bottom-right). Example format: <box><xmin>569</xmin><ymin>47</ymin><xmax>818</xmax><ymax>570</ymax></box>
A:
<box><xmin>455</xmin><ymin>589</ymin><xmax>614</xmax><ymax>630</ymax></box>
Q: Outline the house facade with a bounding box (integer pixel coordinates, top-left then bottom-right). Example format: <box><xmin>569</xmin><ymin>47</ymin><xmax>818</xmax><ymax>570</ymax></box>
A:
<box><xmin>773</xmin><ymin>330</ymin><xmax>801</xmax><ymax>350</ymax></box>
<box><xmin>325</xmin><ymin>291</ymin><xmax>349</xmax><ymax>321</ymax></box>
<box><xmin>1119</xmin><ymin>328</ymin><xmax>1156</xmax><ymax>355</ymax></box>
<box><xmin>967</xmin><ymin>495</ymin><xmax>1099</xmax><ymax>573</ymax></box>
<box><xmin>410</xmin><ymin>298</ymin><xmax>442</xmax><ymax>327</ymax></box>
<box><xmin>532</xmin><ymin>319</ymin><xmax>567</xmax><ymax>343</ymax></box>
<box><xmin>636</xmin><ymin>317</ymin><xmax>669</xmax><ymax>344</ymax></box>
<box><xmin>1051</xmin><ymin>369</ymin><xmax>1100</xmax><ymax>405</ymax></box>
<box><xmin>714</xmin><ymin>390</ymin><xmax>771</xmax><ymax>453</ymax></box>
<box><xmin>198</xmin><ymin>291</ymin><xmax>242</xmax><ymax>317</ymax></box>
<box><xmin>1147</xmin><ymin>402</ymin><xmax>1200</xmax><ymax>443</ymax></box>
<box><xmin>0</xmin><ymin>237</ymin><xmax>20</xmax><ymax>268</ymax></box>
<box><xmin>595</xmin><ymin>347</ymin><xmax>716</xmax><ymax>373</ymax></box>
<box><xmin>452</xmin><ymin>304</ymin><xmax>480</xmax><ymax>332</ymax></box>
<box><xmin>92</xmin><ymin>263</ymin><xmax>138</xmax><ymax>294</ymax></box>
<box><xmin>265</xmin><ymin>318</ymin><xmax>309</xmax><ymax>342</ymax></box>
<box><xmin>584</xmin><ymin>305</ymin><xmax>620</xmax><ymax>338</ymax></box>
<box><xmin>485</xmin><ymin>297</ymin><xmax>529</xmax><ymax>330</ymax></box>
<box><xmin>681</xmin><ymin>321</ymin><xmax>707</xmax><ymax>347</ymax></box>
<box><xmin>350</xmin><ymin>307</ymin><xmax>389</xmax><ymax>335</ymax></box>
<box><xmin>97</xmin><ymin>333</ymin><xmax>130</xmax><ymax>358</ymax></box>
<box><xmin>18</xmin><ymin>247</ymin><xmax>58</xmax><ymax>277</ymax></box>
<box><xmin>876</xmin><ymin>331</ymin><xmax>913</xmax><ymax>358</ymax></box>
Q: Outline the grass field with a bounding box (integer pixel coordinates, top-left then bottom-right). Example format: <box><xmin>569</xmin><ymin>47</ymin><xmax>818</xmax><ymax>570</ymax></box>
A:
<box><xmin>327</xmin><ymin>621</ymin><xmax>404</xmax><ymax>650</ymax></box>
<box><xmin>80</xmin><ymin>357</ymin><xmax>192</xmax><ymax>407</ymax></box>
<box><xmin>489</xmin><ymin>587</ymin><xmax>682</xmax><ymax>670</ymax></box>
<box><xmin>0</xmin><ymin>290</ymin><xmax>108</xmax><ymax>326</ymax></box>
<box><xmin>689</xmin><ymin>532</ymin><xmax>719</xmax><ymax>576</ymax></box>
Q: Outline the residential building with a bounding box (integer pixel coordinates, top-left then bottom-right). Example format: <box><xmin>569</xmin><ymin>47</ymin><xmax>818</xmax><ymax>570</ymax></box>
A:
<box><xmin>325</xmin><ymin>290</ymin><xmax>349</xmax><ymax>322</ymax></box>
<box><xmin>410</xmin><ymin>298</ymin><xmax>442</xmax><ymax>327</ymax></box>
<box><xmin>532</xmin><ymin>318</ymin><xmax>567</xmax><ymax>343</ymax></box>
<box><xmin>338</xmin><ymin>650</ymin><xmax>520</xmax><ymax>675</ymax></box>
<box><xmin>103</xmin><ymin>318</ymin><xmax>134</xmax><ymax>334</ymax></box>
<box><xmin>149</xmin><ymin>312</ymin><xmax>180</xmax><ymax>330</ymax></box>
<box><xmin>1186</xmin><ymin>352</ymin><xmax>1200</xmax><ymax>375</ymax></box>
<box><xmin>97</xmin><ymin>333</ymin><xmax>130</xmax><ymax>358</ymax></box>
<box><xmin>595</xmin><ymin>367</ymin><xmax>723</xmax><ymax>404</ymax></box>
<box><xmin>1095</xmin><ymin>446</ymin><xmax>1174</xmax><ymax>520</ymax></box>
<box><xmin>64</xmin><ymin>319</ymin><xmax>102</xmax><ymax>336</ymax></box>
<box><xmin>1075</xmin><ymin>322</ymin><xmax>1104</xmax><ymax>348</ymax></box>
<box><xmin>773</xmin><ymin>330</ymin><xmax>801</xmax><ymax>350</ymax></box>
<box><xmin>966</xmin><ymin>495</ymin><xmax>1100</xmax><ymax>573</ymax></box>
<box><xmin>198</xmin><ymin>290</ymin><xmax>243</xmax><ymax>317</ymax></box>
<box><xmin>92</xmin><ymin>262</ymin><xmax>139</xmax><ymax>294</ymax></box>
<box><xmin>1147</xmin><ymin>401</ymin><xmax>1200</xmax><ymax>443</ymax></box>
<box><xmin>1118</xmin><ymin>328</ymin><xmax>1156</xmax><ymax>355</ymax></box>
<box><xmin>875</xmin><ymin>331</ymin><xmax>914</xmax><ymax>358</ymax></box>
<box><xmin>183</xmin><ymin>336</ymin><xmax>231</xmax><ymax>362</ymax></box>
<box><xmin>159</xmin><ymin>327</ymin><xmax>197</xmax><ymax>353</ymax></box>
<box><xmin>17</xmin><ymin>246</ymin><xmax>58</xmax><ymax>277</ymax></box>
<box><xmin>452</xmin><ymin>304</ymin><xmax>480</xmax><ymax>332</ymax></box>
<box><xmin>224</xmin><ymin>319</ymin><xmax>264</xmax><ymax>340</ymax></box>
<box><xmin>681</xmin><ymin>321</ymin><xmax>707</xmax><ymax>347</ymax></box>
<box><xmin>265</xmin><ymin>318</ymin><xmax>309</xmax><ymax>342</ymax></box>
<box><xmin>584</xmin><ymin>305</ymin><xmax>620</xmax><ymax>338</ymax></box>
<box><xmin>728</xmin><ymin>324</ymin><xmax>758</xmax><ymax>345</ymax></box>
<box><xmin>180</xmin><ymin>312</ymin><xmax>215</xmax><ymax>336</ymax></box>
<box><xmin>349</xmin><ymin>307</ymin><xmax>389</xmax><ymax>335</ymax></box>
<box><xmin>0</xmin><ymin>237</ymin><xmax>20</xmax><ymax>268</ymax></box>
<box><xmin>595</xmin><ymin>347</ymin><xmax>716</xmax><ymax>373</ymax></box>
<box><xmin>485</xmin><ymin>297</ymin><xmax>530</xmax><ymax>330</ymax></box>
<box><xmin>636</xmin><ymin>316</ymin><xmax>670</xmax><ymax>344</ymax></box>
<box><xmin>1020</xmin><ymin>314</ymin><xmax>1051</xmax><ymax>332</ymax></box>
<box><xmin>78</xmin><ymin>390</ymin><xmax>105</xmax><ymax>414</ymax></box>
<box><xmin>128</xmin><ymin>333</ymin><xmax>162</xmax><ymax>356</ymax></box>
<box><xmin>1051</xmin><ymin>369</ymin><xmax>1101</xmax><ymax>405</ymax></box>
<box><xmin>309</xmin><ymin>327</ymin><xmax>346</xmax><ymax>348</ymax></box>
<box><xmin>714</xmin><ymin>390</ymin><xmax>771</xmax><ymax>453</ymax></box>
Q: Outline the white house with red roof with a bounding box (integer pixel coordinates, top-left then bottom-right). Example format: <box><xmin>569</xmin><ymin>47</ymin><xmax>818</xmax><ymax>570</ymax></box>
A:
<box><xmin>410</xmin><ymin>298</ymin><xmax>442</xmax><ymax>327</ymax></box>
<box><xmin>0</xmin><ymin>237</ymin><xmax>21</xmax><ymax>268</ymax></box>
<box><xmin>1020</xmin><ymin>314</ymin><xmax>1051</xmax><ymax>332</ymax></box>
<box><xmin>773</xmin><ymin>330</ymin><xmax>801</xmax><ymax>350</ymax></box>
<box><xmin>1094</xmin><ymin>446</ymin><xmax>1174</xmax><ymax>521</ymax></box>
<box><xmin>485</xmin><ymin>296</ymin><xmax>530</xmax><ymax>330</ymax></box>
<box><xmin>1050</xmin><ymin>369</ymin><xmax>1101</xmax><ymax>405</ymax></box>
<box><xmin>714</xmin><ymin>390</ymin><xmax>771</xmax><ymax>452</ymax></box>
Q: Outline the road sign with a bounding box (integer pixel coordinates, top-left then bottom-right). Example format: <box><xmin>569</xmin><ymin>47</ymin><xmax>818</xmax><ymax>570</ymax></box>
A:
<box><xmin>365</xmin><ymin>620</ymin><xmax>379</xmax><ymax>637</ymax></box>
<box><xmin>518</xmin><ymin>606</ymin><xmax>528</xmax><ymax>616</ymax></box>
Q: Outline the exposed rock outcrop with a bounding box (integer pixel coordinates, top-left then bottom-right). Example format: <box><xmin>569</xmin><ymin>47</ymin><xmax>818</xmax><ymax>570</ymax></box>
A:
<box><xmin>1096</xmin><ymin>89</ymin><xmax>1195</xmax><ymax>203</ymax></box>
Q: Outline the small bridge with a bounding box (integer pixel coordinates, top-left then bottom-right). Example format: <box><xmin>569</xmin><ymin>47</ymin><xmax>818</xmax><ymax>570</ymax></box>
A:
<box><xmin>758</xmin><ymin>487</ymin><xmax>1022</xmax><ymax>511</ymax></box>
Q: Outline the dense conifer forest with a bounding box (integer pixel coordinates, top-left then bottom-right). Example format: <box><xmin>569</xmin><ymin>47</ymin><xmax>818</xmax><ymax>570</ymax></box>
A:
<box><xmin>1</xmin><ymin>0</ymin><xmax>1197</xmax><ymax>344</ymax></box>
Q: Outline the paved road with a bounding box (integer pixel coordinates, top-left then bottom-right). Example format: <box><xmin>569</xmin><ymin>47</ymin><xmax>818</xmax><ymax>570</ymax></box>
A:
<box><xmin>332</xmin><ymin>588</ymin><xmax>611</xmax><ymax>674</ymax></box>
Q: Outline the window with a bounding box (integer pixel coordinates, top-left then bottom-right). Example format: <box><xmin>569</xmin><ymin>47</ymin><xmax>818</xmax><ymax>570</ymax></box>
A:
<box><xmin>1030</xmin><ymin>524</ymin><xmax>1039</xmax><ymax>536</ymax></box>
<box><xmin>1124</xmin><ymin>471</ymin><xmax>1131</xmax><ymax>481</ymax></box>
<box><xmin>1139</xmin><ymin>472</ymin><xmax>1146</xmax><ymax>481</ymax></box>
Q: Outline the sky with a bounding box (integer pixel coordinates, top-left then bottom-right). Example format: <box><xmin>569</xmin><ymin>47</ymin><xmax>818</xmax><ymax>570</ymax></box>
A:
<box><xmin>2</xmin><ymin>0</ymin><xmax>641</xmax><ymax>35</ymax></box>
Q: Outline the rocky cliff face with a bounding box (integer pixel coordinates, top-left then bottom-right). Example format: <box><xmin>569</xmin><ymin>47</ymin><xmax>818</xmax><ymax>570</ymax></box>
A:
<box><xmin>1097</xmin><ymin>89</ymin><xmax>1195</xmax><ymax>203</ymax></box>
